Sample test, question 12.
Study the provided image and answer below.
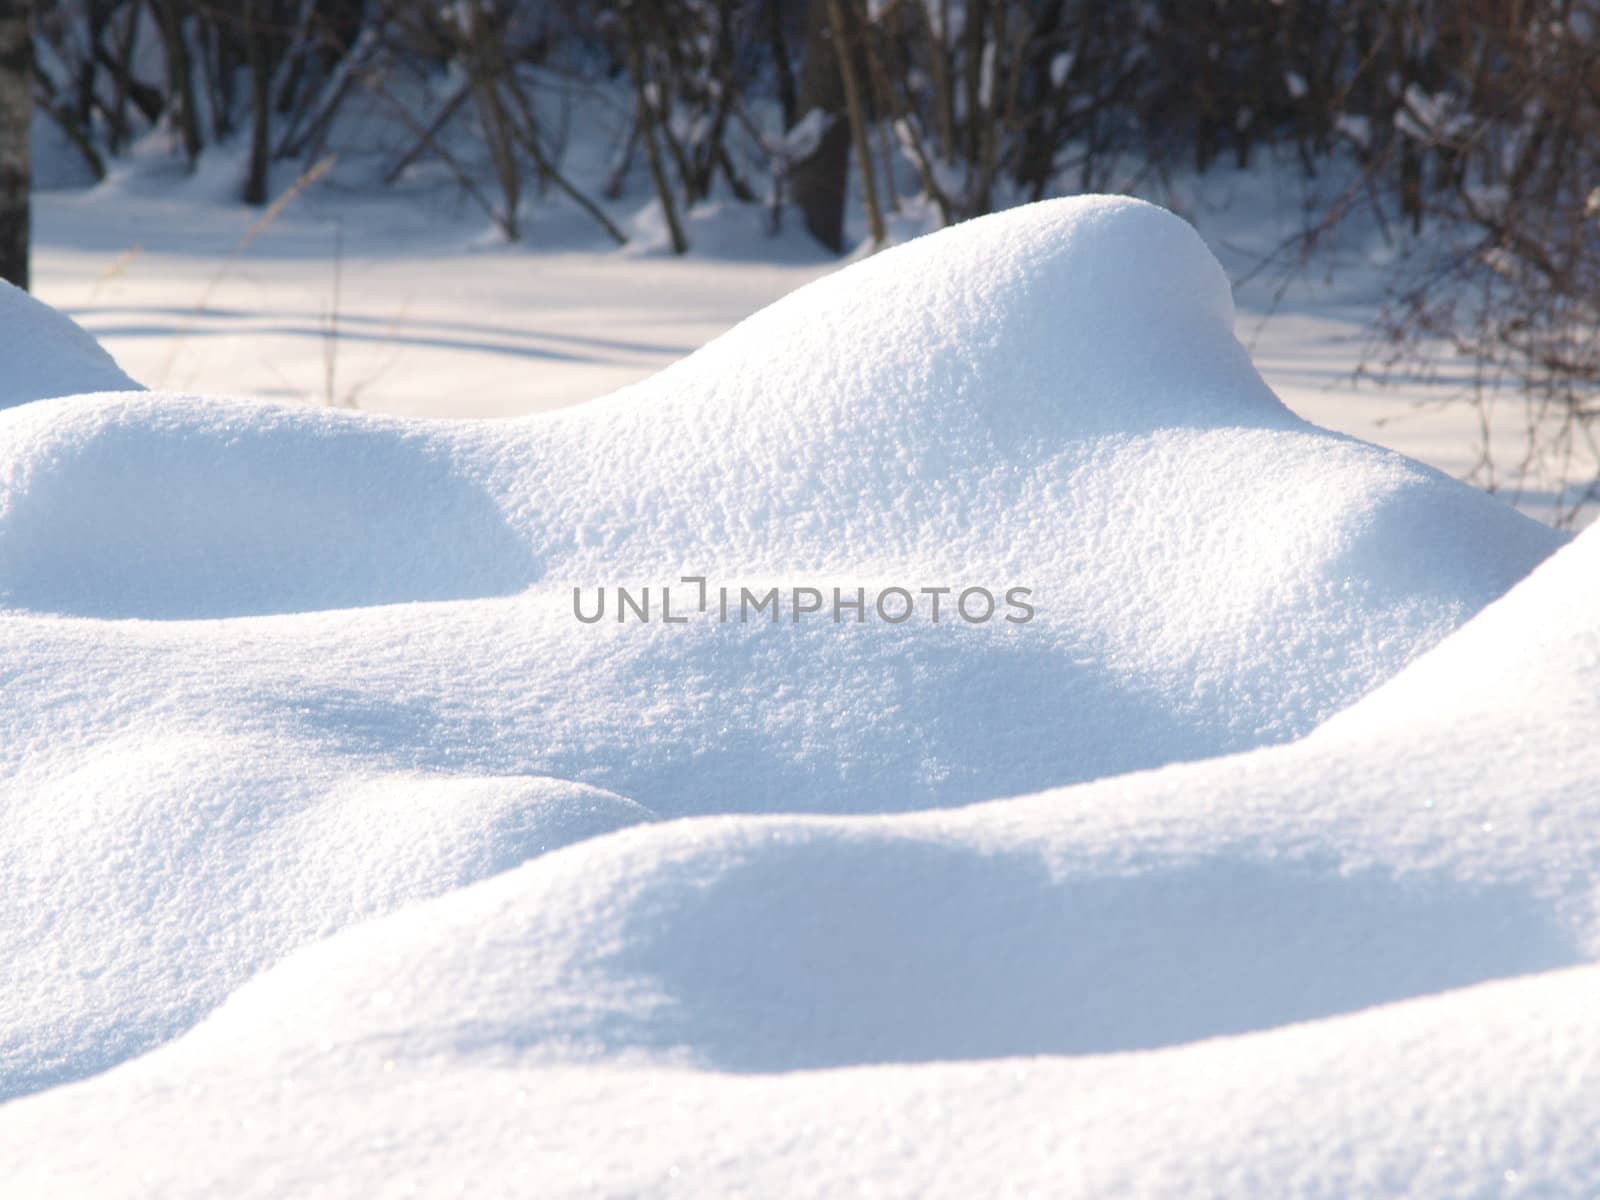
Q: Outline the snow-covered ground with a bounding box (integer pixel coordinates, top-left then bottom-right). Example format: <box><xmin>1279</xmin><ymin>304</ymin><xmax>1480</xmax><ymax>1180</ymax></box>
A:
<box><xmin>32</xmin><ymin>174</ymin><xmax>831</xmax><ymax>418</ymax></box>
<box><xmin>5</xmin><ymin>191</ymin><xmax>1598</xmax><ymax>1195</ymax></box>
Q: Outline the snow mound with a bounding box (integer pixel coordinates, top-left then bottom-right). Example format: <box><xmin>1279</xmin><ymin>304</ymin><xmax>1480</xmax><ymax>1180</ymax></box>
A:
<box><xmin>0</xmin><ymin>280</ymin><xmax>139</xmax><ymax>409</ymax></box>
<box><xmin>10</xmin><ymin>964</ymin><xmax>1594</xmax><ymax>1199</ymax></box>
<box><xmin>0</xmin><ymin>763</ymin><xmax>649</xmax><ymax>1101</ymax></box>
<box><xmin>127</xmin><ymin>808</ymin><xmax>1574</xmax><ymax>1075</ymax></box>
<box><xmin>104</xmin><ymin>532</ymin><xmax>1600</xmax><ymax>1077</ymax></box>
<box><xmin>0</xmin><ymin>398</ymin><xmax>538</xmax><ymax>617</ymax></box>
<box><xmin>0</xmin><ymin>197</ymin><xmax>1570</xmax><ymax>1122</ymax></box>
<box><xmin>5</xmin><ymin>527</ymin><xmax>1598</xmax><ymax>1195</ymax></box>
<box><xmin>1318</xmin><ymin>493</ymin><xmax>1600</xmax><ymax>745</ymax></box>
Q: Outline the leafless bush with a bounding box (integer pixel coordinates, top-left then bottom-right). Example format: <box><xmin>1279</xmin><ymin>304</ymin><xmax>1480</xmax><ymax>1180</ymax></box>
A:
<box><xmin>1304</xmin><ymin>0</ymin><xmax>1600</xmax><ymax>524</ymax></box>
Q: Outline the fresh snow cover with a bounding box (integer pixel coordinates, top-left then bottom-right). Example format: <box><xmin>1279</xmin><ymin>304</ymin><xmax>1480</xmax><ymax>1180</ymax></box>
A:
<box><xmin>0</xmin><ymin>766</ymin><xmax>649</xmax><ymax>1102</ymax></box>
<box><xmin>0</xmin><ymin>195</ymin><xmax>1585</xmax><ymax>1191</ymax></box>
<box><xmin>4</xmin><ymin>522</ymin><xmax>1599</xmax><ymax>1196</ymax></box>
<box><xmin>0</xmin><ymin>279</ymin><xmax>140</xmax><ymax>410</ymax></box>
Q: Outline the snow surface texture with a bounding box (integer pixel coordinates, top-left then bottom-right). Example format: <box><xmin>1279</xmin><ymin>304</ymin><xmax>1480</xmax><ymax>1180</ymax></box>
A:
<box><xmin>0</xmin><ymin>197</ymin><xmax>1586</xmax><ymax>1194</ymax></box>
<box><xmin>0</xmin><ymin>279</ymin><xmax>139</xmax><ymax>409</ymax></box>
<box><xmin>6</xmin><ymin>516</ymin><xmax>1600</xmax><ymax>1198</ymax></box>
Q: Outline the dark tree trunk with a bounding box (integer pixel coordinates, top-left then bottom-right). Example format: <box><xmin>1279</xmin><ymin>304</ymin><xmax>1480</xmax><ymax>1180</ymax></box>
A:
<box><xmin>788</xmin><ymin>0</ymin><xmax>850</xmax><ymax>253</ymax></box>
<box><xmin>243</xmin><ymin>1</ymin><xmax>273</xmax><ymax>205</ymax></box>
<box><xmin>624</xmin><ymin>4</ymin><xmax>686</xmax><ymax>254</ymax></box>
<box><xmin>767</xmin><ymin>0</ymin><xmax>797</xmax><ymax>128</ymax></box>
<box><xmin>151</xmin><ymin>0</ymin><xmax>202</xmax><ymax>167</ymax></box>
<box><xmin>826</xmin><ymin>0</ymin><xmax>883</xmax><ymax>246</ymax></box>
<box><xmin>0</xmin><ymin>0</ymin><xmax>32</xmax><ymax>290</ymax></box>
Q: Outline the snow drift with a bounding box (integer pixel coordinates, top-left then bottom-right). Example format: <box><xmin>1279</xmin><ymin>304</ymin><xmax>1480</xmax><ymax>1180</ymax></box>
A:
<box><xmin>5</xmin><ymin>522</ymin><xmax>1599</xmax><ymax>1197</ymax></box>
<box><xmin>0</xmin><ymin>196</ymin><xmax>1585</xmax><ymax>1193</ymax></box>
<box><xmin>0</xmin><ymin>280</ymin><xmax>139</xmax><ymax>409</ymax></box>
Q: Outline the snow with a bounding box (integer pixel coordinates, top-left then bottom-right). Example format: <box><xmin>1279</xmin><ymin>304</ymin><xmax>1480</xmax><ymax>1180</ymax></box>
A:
<box><xmin>34</xmin><ymin>158</ymin><xmax>1598</xmax><ymax>526</ymax></box>
<box><xmin>33</xmin><ymin>175</ymin><xmax>832</xmax><ymax>416</ymax></box>
<box><xmin>0</xmin><ymin>399</ymin><xmax>540</xmax><ymax>618</ymax></box>
<box><xmin>0</xmin><ymin>279</ymin><xmax>139</xmax><ymax>410</ymax></box>
<box><xmin>0</xmin><ymin>766</ymin><xmax>648</xmax><ymax>1102</ymax></box>
<box><xmin>4</xmin><ymin>522</ymin><xmax>1599</xmax><ymax>1196</ymax></box>
<box><xmin>1</xmin><ymin>194</ymin><xmax>1591</xmax><ymax>1193</ymax></box>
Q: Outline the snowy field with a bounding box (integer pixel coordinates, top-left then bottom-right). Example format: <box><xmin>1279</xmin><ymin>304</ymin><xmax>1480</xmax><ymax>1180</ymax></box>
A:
<box><xmin>4</xmin><ymin>188</ymin><xmax>1599</xmax><ymax>1195</ymax></box>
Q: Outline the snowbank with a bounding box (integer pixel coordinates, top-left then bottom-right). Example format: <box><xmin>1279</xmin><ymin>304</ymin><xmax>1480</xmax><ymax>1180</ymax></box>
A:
<box><xmin>0</xmin><ymin>764</ymin><xmax>648</xmax><ymax>1101</ymax></box>
<box><xmin>0</xmin><ymin>196</ymin><xmax>1582</xmax><ymax>1190</ymax></box>
<box><xmin>0</xmin><ymin>280</ymin><xmax>139</xmax><ymax>409</ymax></box>
<box><xmin>5</xmin><ymin>524</ymin><xmax>1598</xmax><ymax>1196</ymax></box>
